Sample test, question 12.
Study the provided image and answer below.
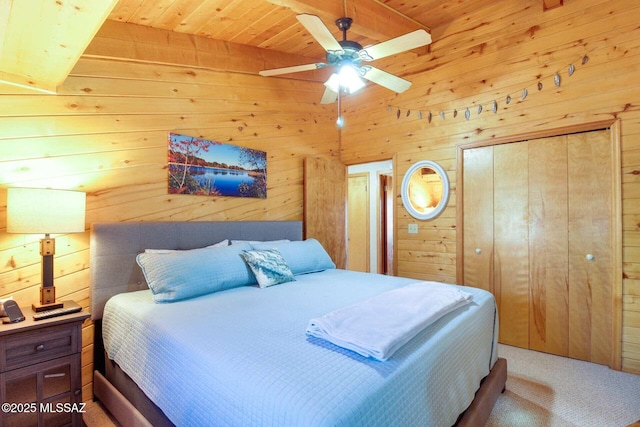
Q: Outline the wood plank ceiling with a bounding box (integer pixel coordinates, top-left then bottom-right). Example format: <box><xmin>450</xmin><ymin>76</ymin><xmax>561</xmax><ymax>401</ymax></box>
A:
<box><xmin>0</xmin><ymin>0</ymin><xmax>118</xmax><ymax>92</ymax></box>
<box><xmin>107</xmin><ymin>0</ymin><xmax>432</xmax><ymax>58</ymax></box>
<box><xmin>0</xmin><ymin>0</ymin><xmax>562</xmax><ymax>93</ymax></box>
<box><xmin>102</xmin><ymin>0</ymin><xmax>498</xmax><ymax>85</ymax></box>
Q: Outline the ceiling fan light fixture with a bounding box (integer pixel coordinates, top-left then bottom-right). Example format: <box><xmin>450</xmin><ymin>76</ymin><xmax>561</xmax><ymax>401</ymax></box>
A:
<box><xmin>339</xmin><ymin>65</ymin><xmax>366</xmax><ymax>93</ymax></box>
<box><xmin>324</xmin><ymin>73</ymin><xmax>341</xmax><ymax>93</ymax></box>
<box><xmin>325</xmin><ymin>64</ymin><xmax>365</xmax><ymax>94</ymax></box>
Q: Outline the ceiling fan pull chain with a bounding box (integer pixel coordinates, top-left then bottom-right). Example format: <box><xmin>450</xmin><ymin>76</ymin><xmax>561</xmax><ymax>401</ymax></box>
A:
<box><xmin>336</xmin><ymin>90</ymin><xmax>345</xmax><ymax>128</ymax></box>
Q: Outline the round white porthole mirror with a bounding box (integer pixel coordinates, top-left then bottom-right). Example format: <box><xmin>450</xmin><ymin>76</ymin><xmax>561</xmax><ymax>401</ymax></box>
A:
<box><xmin>401</xmin><ymin>160</ymin><xmax>450</xmax><ymax>220</ymax></box>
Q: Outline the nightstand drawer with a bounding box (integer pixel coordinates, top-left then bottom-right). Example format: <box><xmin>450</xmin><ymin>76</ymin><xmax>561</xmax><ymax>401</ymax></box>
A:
<box><xmin>1</xmin><ymin>324</ymin><xmax>79</xmax><ymax>372</ymax></box>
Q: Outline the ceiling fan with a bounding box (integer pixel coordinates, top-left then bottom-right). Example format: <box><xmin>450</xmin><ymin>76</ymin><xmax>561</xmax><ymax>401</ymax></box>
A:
<box><xmin>259</xmin><ymin>14</ymin><xmax>432</xmax><ymax>104</ymax></box>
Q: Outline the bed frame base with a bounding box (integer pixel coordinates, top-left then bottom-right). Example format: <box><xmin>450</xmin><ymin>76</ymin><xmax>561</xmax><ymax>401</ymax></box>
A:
<box><xmin>94</xmin><ymin>371</ymin><xmax>154</xmax><ymax>427</ymax></box>
<box><xmin>94</xmin><ymin>357</ymin><xmax>507</xmax><ymax>426</ymax></box>
<box><xmin>96</xmin><ymin>353</ymin><xmax>175</xmax><ymax>427</ymax></box>
<box><xmin>456</xmin><ymin>357</ymin><xmax>507</xmax><ymax>426</ymax></box>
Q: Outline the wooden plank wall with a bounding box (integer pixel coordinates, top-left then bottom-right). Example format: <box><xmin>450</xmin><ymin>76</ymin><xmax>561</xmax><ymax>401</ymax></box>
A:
<box><xmin>341</xmin><ymin>0</ymin><xmax>640</xmax><ymax>373</ymax></box>
<box><xmin>0</xmin><ymin>24</ymin><xmax>339</xmax><ymax>400</ymax></box>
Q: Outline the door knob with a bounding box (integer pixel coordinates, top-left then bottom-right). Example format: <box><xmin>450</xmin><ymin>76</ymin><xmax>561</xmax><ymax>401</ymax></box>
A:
<box><xmin>586</xmin><ymin>254</ymin><xmax>595</xmax><ymax>261</ymax></box>
<box><xmin>475</xmin><ymin>248</ymin><xmax>482</xmax><ymax>254</ymax></box>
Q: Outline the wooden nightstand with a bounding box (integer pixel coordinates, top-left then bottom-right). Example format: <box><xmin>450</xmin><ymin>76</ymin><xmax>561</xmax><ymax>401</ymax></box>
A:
<box><xmin>0</xmin><ymin>304</ymin><xmax>89</xmax><ymax>427</ymax></box>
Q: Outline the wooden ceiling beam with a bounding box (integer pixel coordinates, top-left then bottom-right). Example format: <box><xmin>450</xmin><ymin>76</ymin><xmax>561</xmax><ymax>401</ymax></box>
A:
<box><xmin>0</xmin><ymin>0</ymin><xmax>118</xmax><ymax>93</ymax></box>
<box><xmin>263</xmin><ymin>0</ymin><xmax>430</xmax><ymax>41</ymax></box>
<box><xmin>84</xmin><ymin>21</ymin><xmax>331</xmax><ymax>82</ymax></box>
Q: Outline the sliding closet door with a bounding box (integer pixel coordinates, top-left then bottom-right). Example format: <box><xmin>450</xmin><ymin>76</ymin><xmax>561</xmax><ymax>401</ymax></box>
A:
<box><xmin>462</xmin><ymin>146</ymin><xmax>493</xmax><ymax>292</ymax></box>
<box><xmin>493</xmin><ymin>143</ymin><xmax>530</xmax><ymax>348</ymax></box>
<box><xmin>460</xmin><ymin>128</ymin><xmax>616</xmax><ymax>365</ymax></box>
<box><xmin>567</xmin><ymin>130</ymin><xmax>613</xmax><ymax>365</ymax></box>
<box><xmin>528</xmin><ymin>136</ymin><xmax>570</xmax><ymax>356</ymax></box>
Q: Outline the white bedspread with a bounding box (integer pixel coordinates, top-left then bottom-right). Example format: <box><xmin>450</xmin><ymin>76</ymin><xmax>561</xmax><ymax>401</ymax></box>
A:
<box><xmin>103</xmin><ymin>269</ymin><xmax>498</xmax><ymax>427</ymax></box>
<box><xmin>307</xmin><ymin>281</ymin><xmax>473</xmax><ymax>360</ymax></box>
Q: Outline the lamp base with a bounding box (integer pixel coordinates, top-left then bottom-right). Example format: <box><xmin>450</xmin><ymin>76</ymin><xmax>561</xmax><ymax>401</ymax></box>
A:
<box><xmin>33</xmin><ymin>285</ymin><xmax>62</xmax><ymax>312</ymax></box>
<box><xmin>32</xmin><ymin>302</ymin><xmax>64</xmax><ymax>312</ymax></box>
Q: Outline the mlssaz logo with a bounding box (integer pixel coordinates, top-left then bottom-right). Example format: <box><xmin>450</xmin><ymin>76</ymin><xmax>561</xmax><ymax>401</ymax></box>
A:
<box><xmin>40</xmin><ymin>402</ymin><xmax>87</xmax><ymax>413</ymax></box>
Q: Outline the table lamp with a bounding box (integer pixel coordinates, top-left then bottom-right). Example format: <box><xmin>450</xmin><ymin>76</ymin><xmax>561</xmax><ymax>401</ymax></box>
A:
<box><xmin>6</xmin><ymin>188</ymin><xmax>86</xmax><ymax>311</ymax></box>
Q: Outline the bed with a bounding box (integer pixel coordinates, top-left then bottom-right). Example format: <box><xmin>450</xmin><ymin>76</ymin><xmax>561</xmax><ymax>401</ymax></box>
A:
<box><xmin>90</xmin><ymin>221</ymin><xmax>506</xmax><ymax>427</ymax></box>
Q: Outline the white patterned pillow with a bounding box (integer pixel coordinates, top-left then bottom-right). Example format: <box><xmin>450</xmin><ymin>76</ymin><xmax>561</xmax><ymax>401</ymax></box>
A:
<box><xmin>240</xmin><ymin>249</ymin><xmax>295</xmax><ymax>288</ymax></box>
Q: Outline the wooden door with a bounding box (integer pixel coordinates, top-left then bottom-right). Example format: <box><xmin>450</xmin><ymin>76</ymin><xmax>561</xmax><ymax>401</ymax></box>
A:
<box><xmin>462</xmin><ymin>146</ymin><xmax>494</xmax><ymax>292</ymax></box>
<box><xmin>493</xmin><ymin>143</ymin><xmax>530</xmax><ymax>348</ymax></box>
<box><xmin>567</xmin><ymin>130</ymin><xmax>613</xmax><ymax>365</ymax></box>
<box><xmin>347</xmin><ymin>173</ymin><xmax>369</xmax><ymax>272</ymax></box>
<box><xmin>528</xmin><ymin>136</ymin><xmax>570</xmax><ymax>356</ymax></box>
<box><xmin>304</xmin><ymin>157</ymin><xmax>347</xmax><ymax>269</ymax></box>
<box><xmin>380</xmin><ymin>174</ymin><xmax>394</xmax><ymax>275</ymax></box>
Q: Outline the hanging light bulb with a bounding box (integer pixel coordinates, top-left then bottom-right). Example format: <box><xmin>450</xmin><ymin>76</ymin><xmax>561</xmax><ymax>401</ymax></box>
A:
<box><xmin>324</xmin><ymin>64</ymin><xmax>365</xmax><ymax>94</ymax></box>
<box><xmin>337</xmin><ymin>65</ymin><xmax>365</xmax><ymax>93</ymax></box>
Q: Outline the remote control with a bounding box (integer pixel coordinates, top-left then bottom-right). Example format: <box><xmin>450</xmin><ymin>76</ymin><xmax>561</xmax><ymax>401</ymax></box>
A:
<box><xmin>33</xmin><ymin>305</ymin><xmax>82</xmax><ymax>321</ymax></box>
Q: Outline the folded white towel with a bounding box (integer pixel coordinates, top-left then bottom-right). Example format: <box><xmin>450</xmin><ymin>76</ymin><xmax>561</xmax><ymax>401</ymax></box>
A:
<box><xmin>306</xmin><ymin>281</ymin><xmax>473</xmax><ymax>361</ymax></box>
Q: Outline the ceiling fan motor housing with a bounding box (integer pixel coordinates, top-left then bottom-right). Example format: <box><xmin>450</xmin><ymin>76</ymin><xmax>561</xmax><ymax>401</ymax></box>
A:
<box><xmin>326</xmin><ymin>40</ymin><xmax>363</xmax><ymax>66</ymax></box>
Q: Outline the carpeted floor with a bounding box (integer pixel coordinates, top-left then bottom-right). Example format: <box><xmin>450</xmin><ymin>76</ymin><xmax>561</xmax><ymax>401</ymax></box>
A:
<box><xmin>83</xmin><ymin>400</ymin><xmax>121</xmax><ymax>427</ymax></box>
<box><xmin>83</xmin><ymin>344</ymin><xmax>640</xmax><ymax>426</ymax></box>
<box><xmin>487</xmin><ymin>344</ymin><xmax>640</xmax><ymax>427</ymax></box>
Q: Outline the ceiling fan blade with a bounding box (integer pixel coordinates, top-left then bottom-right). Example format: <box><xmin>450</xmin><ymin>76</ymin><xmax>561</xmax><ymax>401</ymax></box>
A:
<box><xmin>297</xmin><ymin>14</ymin><xmax>344</xmax><ymax>54</ymax></box>
<box><xmin>320</xmin><ymin>87</ymin><xmax>338</xmax><ymax>104</ymax></box>
<box><xmin>360</xmin><ymin>29</ymin><xmax>431</xmax><ymax>61</ymax></box>
<box><xmin>360</xmin><ymin>66</ymin><xmax>412</xmax><ymax>93</ymax></box>
<box><xmin>259</xmin><ymin>63</ymin><xmax>326</xmax><ymax>77</ymax></box>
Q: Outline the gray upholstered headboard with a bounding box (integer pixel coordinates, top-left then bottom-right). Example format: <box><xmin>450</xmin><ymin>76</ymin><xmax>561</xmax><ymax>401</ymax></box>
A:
<box><xmin>89</xmin><ymin>221</ymin><xmax>303</xmax><ymax>320</ymax></box>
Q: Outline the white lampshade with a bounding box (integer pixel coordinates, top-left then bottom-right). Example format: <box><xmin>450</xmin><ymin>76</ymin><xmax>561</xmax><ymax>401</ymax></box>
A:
<box><xmin>7</xmin><ymin>188</ymin><xmax>86</xmax><ymax>234</ymax></box>
<box><xmin>338</xmin><ymin>65</ymin><xmax>366</xmax><ymax>93</ymax></box>
<box><xmin>324</xmin><ymin>65</ymin><xmax>366</xmax><ymax>94</ymax></box>
<box><xmin>324</xmin><ymin>73</ymin><xmax>341</xmax><ymax>93</ymax></box>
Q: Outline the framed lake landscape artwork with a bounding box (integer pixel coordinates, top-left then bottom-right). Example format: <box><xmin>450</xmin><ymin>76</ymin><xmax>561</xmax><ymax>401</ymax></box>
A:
<box><xmin>168</xmin><ymin>133</ymin><xmax>267</xmax><ymax>198</ymax></box>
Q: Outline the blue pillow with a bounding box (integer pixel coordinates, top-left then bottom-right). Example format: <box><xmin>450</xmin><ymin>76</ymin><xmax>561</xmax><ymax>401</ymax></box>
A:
<box><xmin>136</xmin><ymin>242</ymin><xmax>254</xmax><ymax>303</ymax></box>
<box><xmin>250</xmin><ymin>239</ymin><xmax>336</xmax><ymax>275</ymax></box>
<box><xmin>240</xmin><ymin>249</ymin><xmax>295</xmax><ymax>288</ymax></box>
